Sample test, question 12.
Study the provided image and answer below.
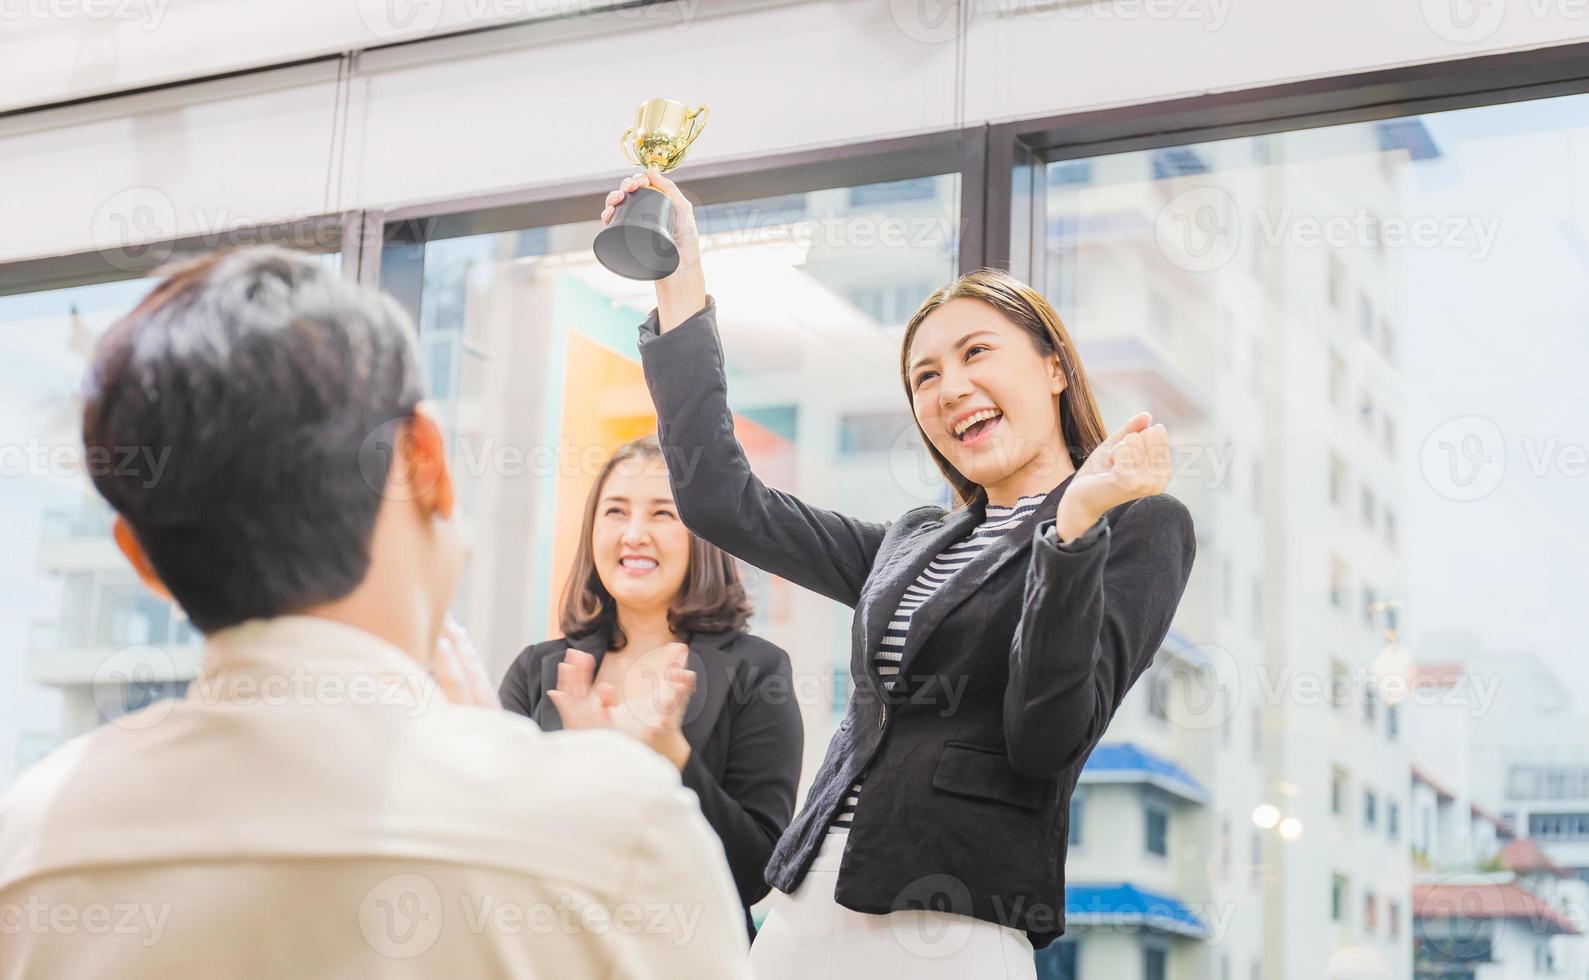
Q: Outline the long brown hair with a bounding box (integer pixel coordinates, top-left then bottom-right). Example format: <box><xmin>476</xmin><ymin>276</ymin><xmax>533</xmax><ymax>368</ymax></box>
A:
<box><xmin>560</xmin><ymin>435</ymin><xmax>753</xmax><ymax>648</ymax></box>
<box><xmin>899</xmin><ymin>268</ymin><xmax>1108</xmax><ymax>509</ymax></box>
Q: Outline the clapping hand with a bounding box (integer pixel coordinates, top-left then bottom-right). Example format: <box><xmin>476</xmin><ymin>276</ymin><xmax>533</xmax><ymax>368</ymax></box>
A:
<box><xmin>546</xmin><ymin>642</ymin><xmax>697</xmax><ymax>772</ymax></box>
<box><xmin>431</xmin><ymin>617</ymin><xmax>501</xmax><ymax>709</ymax></box>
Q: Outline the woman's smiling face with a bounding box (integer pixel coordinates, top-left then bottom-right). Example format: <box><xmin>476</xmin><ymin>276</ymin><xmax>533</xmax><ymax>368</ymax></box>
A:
<box><xmin>590</xmin><ymin>458</ymin><xmax>692</xmax><ymax>615</ymax></box>
<box><xmin>907</xmin><ymin>297</ymin><xmax>1067</xmax><ymax>492</ymax></box>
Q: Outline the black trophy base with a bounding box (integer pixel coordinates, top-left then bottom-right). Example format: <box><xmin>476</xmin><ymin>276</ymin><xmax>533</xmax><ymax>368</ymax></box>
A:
<box><xmin>593</xmin><ymin>186</ymin><xmax>679</xmax><ymax>281</ymax></box>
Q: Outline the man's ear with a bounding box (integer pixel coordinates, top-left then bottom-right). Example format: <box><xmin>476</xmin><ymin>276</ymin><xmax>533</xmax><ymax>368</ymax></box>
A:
<box><xmin>112</xmin><ymin>516</ymin><xmax>175</xmax><ymax>603</ymax></box>
<box><xmin>402</xmin><ymin>402</ymin><xmax>455</xmax><ymax>522</ymax></box>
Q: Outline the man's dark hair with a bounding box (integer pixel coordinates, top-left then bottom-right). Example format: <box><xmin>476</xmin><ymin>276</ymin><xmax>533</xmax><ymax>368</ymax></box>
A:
<box><xmin>82</xmin><ymin>246</ymin><xmax>426</xmax><ymax>634</ymax></box>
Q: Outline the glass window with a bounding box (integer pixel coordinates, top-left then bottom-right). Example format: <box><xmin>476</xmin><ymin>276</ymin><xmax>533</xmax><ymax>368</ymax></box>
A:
<box><xmin>1055</xmin><ymin>115</ymin><xmax>1589</xmax><ymax>930</ymax></box>
<box><xmin>1145</xmin><ymin>799</ymin><xmax>1170</xmax><ymax>857</ymax></box>
<box><xmin>0</xmin><ymin>254</ymin><xmax>341</xmax><ymax>792</ymax></box>
<box><xmin>406</xmin><ymin>176</ymin><xmax>960</xmax><ymax>789</ymax></box>
<box><xmin>1143</xmin><ymin>945</ymin><xmax>1168</xmax><ymax>980</ymax></box>
<box><xmin>0</xmin><ymin>276</ymin><xmax>174</xmax><ymax>789</ymax></box>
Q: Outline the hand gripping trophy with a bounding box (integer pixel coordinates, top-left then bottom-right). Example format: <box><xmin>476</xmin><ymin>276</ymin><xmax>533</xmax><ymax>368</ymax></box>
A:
<box><xmin>593</xmin><ymin>98</ymin><xmax>710</xmax><ymax>281</ymax></box>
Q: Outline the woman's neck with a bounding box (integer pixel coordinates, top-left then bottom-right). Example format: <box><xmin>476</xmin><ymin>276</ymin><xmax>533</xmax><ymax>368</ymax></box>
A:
<box><xmin>982</xmin><ymin>446</ymin><xmax>1076</xmax><ymax>509</ymax></box>
<box><xmin>612</xmin><ymin>604</ymin><xmax>684</xmax><ymax>656</ymax></box>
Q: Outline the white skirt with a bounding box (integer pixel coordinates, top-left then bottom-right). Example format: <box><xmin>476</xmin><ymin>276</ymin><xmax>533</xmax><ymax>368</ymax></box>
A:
<box><xmin>748</xmin><ymin>830</ymin><xmax>1037</xmax><ymax>980</ymax></box>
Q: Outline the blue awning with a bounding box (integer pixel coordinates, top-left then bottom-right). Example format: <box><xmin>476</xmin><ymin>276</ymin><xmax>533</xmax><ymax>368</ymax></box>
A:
<box><xmin>1081</xmin><ymin>742</ymin><xmax>1208</xmax><ymax>805</ymax></box>
<box><xmin>1066</xmin><ymin>883</ymin><xmax>1208</xmax><ymax>939</ymax></box>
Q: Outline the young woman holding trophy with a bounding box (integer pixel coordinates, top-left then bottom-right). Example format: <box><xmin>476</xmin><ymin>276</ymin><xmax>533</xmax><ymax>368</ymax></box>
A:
<box><xmin>600</xmin><ymin>166</ymin><xmax>1197</xmax><ymax>977</ymax></box>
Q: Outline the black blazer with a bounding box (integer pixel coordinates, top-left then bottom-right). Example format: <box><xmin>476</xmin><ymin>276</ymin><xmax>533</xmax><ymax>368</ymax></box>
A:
<box><xmin>635</xmin><ymin>298</ymin><xmax>1198</xmax><ymax>950</ymax></box>
<box><xmin>499</xmin><ymin>626</ymin><xmax>803</xmax><ymax>926</ymax></box>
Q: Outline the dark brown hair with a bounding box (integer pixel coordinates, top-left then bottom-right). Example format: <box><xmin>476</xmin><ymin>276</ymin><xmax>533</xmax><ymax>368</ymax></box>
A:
<box><xmin>559</xmin><ymin>435</ymin><xmax>753</xmax><ymax>648</ymax></box>
<box><xmin>899</xmin><ymin>268</ymin><xmax>1108</xmax><ymax>509</ymax></box>
<box><xmin>83</xmin><ymin>246</ymin><xmax>423</xmax><ymax>633</ymax></box>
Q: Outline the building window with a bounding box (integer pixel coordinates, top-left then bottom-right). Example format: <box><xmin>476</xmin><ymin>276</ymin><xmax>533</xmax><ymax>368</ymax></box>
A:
<box><xmin>1332</xmin><ymin>767</ymin><xmax>1348</xmax><ymax>816</ymax></box>
<box><xmin>1328</xmin><ymin>255</ymin><xmax>1345</xmax><ymax>310</ymax></box>
<box><xmin>1329</xmin><ymin>350</ymin><xmax>1347</xmax><ymax>408</ymax></box>
<box><xmin>1222</xmin><ymin>552</ymin><xmax>1234</xmax><ymax>621</ymax></box>
<box><xmin>1388</xmin><ymin>801</ymin><xmax>1400</xmax><ymax>840</ymax></box>
<box><xmin>1329</xmin><ymin>452</ymin><xmax>1347</xmax><ymax>507</ymax></box>
<box><xmin>1387</xmin><ymin>704</ymin><xmax>1399</xmax><ymax>741</ymax></box>
<box><xmin>1388</xmin><ymin>900</ymin><xmax>1401</xmax><ymax>938</ymax></box>
<box><xmin>1221</xmin><ymin>814</ymin><xmax>1232</xmax><ymax>876</ymax></box>
<box><xmin>1332</xmin><ymin>874</ymin><xmax>1348</xmax><ymax>921</ymax></box>
<box><xmin>1148</xmin><ymin>661</ymin><xmax>1171</xmax><ymax>723</ymax></box>
<box><xmin>1358</xmin><ymin>293</ymin><xmax>1375</xmax><ymax>340</ymax></box>
<box><xmin>1068</xmin><ymin>788</ymin><xmax>1085</xmax><ymax>847</ymax></box>
<box><xmin>1144</xmin><ymin>945</ymin><xmax>1168</xmax><ymax>980</ymax></box>
<box><xmin>1359</xmin><ymin>388</ymin><xmax>1374</xmax><ymax>430</ymax></box>
<box><xmin>1360</xmin><ymin>485</ymin><xmax>1376</xmax><ymax>529</ymax></box>
<box><xmin>1385</xmin><ymin>507</ymin><xmax>1398</xmax><ymax>550</ymax></box>
<box><xmin>1330</xmin><ymin>556</ymin><xmax>1348</xmax><ymax>612</ymax></box>
<box><xmin>1362</xmin><ymin>586</ymin><xmax>1377</xmax><ymax>628</ymax></box>
<box><xmin>1364</xmin><ymin>789</ymin><xmax>1378</xmax><ymax>830</ymax></box>
<box><xmin>1149</xmin><ymin>289</ymin><xmax>1174</xmax><ymax>342</ymax></box>
<box><xmin>1382</xmin><ymin>414</ymin><xmax>1397</xmax><ymax>457</ymax></box>
<box><xmin>1252</xmin><ymin>577</ymin><xmax>1263</xmax><ymax>639</ymax></box>
<box><xmin>1364</xmin><ymin>892</ymin><xmax>1378</xmax><ymax>933</ymax></box>
<box><xmin>1329</xmin><ymin>658</ymin><xmax>1351</xmax><ymax>708</ymax></box>
<box><xmin>1145</xmin><ymin>800</ymin><xmax>1170</xmax><ymax>857</ymax></box>
<box><xmin>1363</xmin><ymin>684</ymin><xmax>1377</xmax><ymax>727</ymax></box>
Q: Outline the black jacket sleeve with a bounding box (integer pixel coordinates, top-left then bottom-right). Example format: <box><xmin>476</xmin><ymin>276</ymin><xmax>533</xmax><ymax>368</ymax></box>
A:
<box><xmin>636</xmin><ymin>297</ymin><xmax>888</xmax><ymax>609</ymax></box>
<box><xmin>1003</xmin><ymin>493</ymin><xmax>1197</xmax><ymax>776</ymax></box>
<box><xmin>498</xmin><ymin>645</ymin><xmax>543</xmax><ymax>719</ymax></box>
<box><xmin>676</xmin><ymin>642</ymin><xmax>803</xmax><ymax>907</ymax></box>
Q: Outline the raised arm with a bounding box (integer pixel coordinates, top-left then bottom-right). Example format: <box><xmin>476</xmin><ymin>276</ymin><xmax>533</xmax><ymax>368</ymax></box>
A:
<box><xmin>603</xmin><ymin>169</ymin><xmax>894</xmax><ymax>607</ymax></box>
<box><xmin>1003</xmin><ymin>493</ymin><xmax>1196</xmax><ymax>776</ymax></box>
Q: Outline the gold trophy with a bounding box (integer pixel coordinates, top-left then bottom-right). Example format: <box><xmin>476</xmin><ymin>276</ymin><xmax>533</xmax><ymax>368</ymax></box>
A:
<box><xmin>593</xmin><ymin>98</ymin><xmax>710</xmax><ymax>280</ymax></box>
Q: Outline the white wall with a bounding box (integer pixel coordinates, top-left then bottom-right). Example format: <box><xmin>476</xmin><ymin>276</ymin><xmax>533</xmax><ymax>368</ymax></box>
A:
<box><xmin>3</xmin><ymin>0</ymin><xmax>1589</xmax><ymax>266</ymax></box>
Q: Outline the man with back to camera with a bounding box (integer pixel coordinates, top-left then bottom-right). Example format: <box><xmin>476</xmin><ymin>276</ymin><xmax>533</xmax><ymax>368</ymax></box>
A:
<box><xmin>0</xmin><ymin>245</ymin><xmax>749</xmax><ymax>979</ymax></box>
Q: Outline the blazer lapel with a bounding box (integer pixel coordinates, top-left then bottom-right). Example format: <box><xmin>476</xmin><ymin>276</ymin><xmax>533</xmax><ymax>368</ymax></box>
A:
<box><xmin>678</xmin><ymin>630</ymin><xmax>737</xmax><ymax>748</ymax></box>
<box><xmin>858</xmin><ymin>503</ymin><xmax>982</xmax><ymax>684</ymax></box>
<box><xmin>893</xmin><ymin>473</ymin><xmax>1077</xmax><ymax>681</ymax></box>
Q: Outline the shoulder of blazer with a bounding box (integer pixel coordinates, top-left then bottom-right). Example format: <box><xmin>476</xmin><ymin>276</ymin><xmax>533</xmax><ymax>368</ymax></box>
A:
<box><xmin>718</xmin><ymin>630</ymin><xmax>794</xmax><ymax>678</ymax></box>
<box><xmin>507</xmin><ymin>637</ymin><xmax>573</xmax><ymax>685</ymax></box>
<box><xmin>893</xmin><ymin>502</ymin><xmax>949</xmax><ymax>535</ymax></box>
<box><xmin>1106</xmin><ymin>492</ymin><xmax>1196</xmax><ymax>551</ymax></box>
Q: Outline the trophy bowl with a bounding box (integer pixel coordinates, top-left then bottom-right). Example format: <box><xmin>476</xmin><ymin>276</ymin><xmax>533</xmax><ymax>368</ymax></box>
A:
<box><xmin>593</xmin><ymin>98</ymin><xmax>710</xmax><ymax>281</ymax></box>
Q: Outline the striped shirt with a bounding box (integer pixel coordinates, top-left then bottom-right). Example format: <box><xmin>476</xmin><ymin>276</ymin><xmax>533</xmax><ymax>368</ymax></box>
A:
<box><xmin>829</xmin><ymin>491</ymin><xmax>1050</xmax><ymax>830</ymax></box>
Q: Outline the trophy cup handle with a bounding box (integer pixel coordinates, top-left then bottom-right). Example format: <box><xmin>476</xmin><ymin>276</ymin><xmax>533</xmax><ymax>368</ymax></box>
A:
<box><xmin>682</xmin><ymin>105</ymin><xmax>711</xmax><ymax>147</ymax></box>
<box><xmin>620</xmin><ymin>126</ymin><xmax>644</xmax><ymax>168</ymax></box>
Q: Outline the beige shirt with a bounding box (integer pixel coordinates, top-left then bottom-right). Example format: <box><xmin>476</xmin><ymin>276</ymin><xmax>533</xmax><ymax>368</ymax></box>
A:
<box><xmin>0</xmin><ymin>616</ymin><xmax>750</xmax><ymax>979</ymax></box>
